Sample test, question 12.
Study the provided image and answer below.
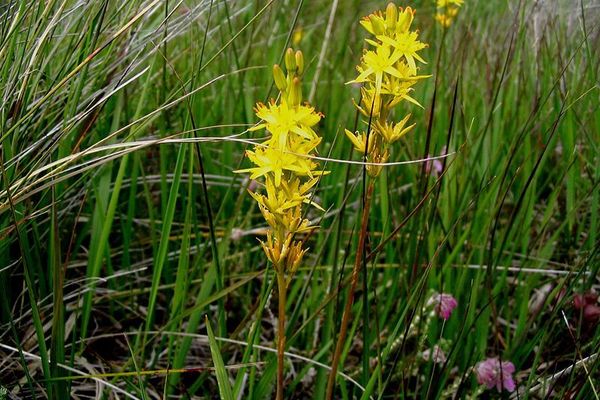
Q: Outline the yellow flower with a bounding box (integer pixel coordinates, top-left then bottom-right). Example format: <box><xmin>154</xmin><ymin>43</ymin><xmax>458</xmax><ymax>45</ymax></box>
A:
<box><xmin>250</xmin><ymin>178</ymin><xmax>301</xmax><ymax>215</ymax></box>
<box><xmin>344</xmin><ymin>129</ymin><xmax>375</xmax><ymax>154</ymax></box>
<box><xmin>251</xmin><ymin>100</ymin><xmax>321</xmax><ymax>149</ymax></box>
<box><xmin>349</xmin><ymin>45</ymin><xmax>405</xmax><ymax>94</ymax></box>
<box><xmin>376</xmin><ymin>31</ymin><xmax>427</xmax><ymax>74</ymax></box>
<box><xmin>353</xmin><ymin>87</ymin><xmax>382</xmax><ymax>118</ymax></box>
<box><xmin>236</xmin><ymin>147</ymin><xmax>293</xmax><ymax>186</ymax></box>
<box><xmin>250</xmin><ymin>177</ymin><xmax>320</xmax><ymax>217</ymax></box>
<box><xmin>375</xmin><ymin>114</ymin><xmax>415</xmax><ymax>144</ymax></box>
<box><xmin>259</xmin><ymin>232</ymin><xmax>307</xmax><ymax>273</ymax></box>
<box><xmin>237</xmin><ymin>142</ymin><xmax>321</xmax><ymax>187</ymax></box>
<box><xmin>380</xmin><ymin>70</ymin><xmax>429</xmax><ymax>108</ymax></box>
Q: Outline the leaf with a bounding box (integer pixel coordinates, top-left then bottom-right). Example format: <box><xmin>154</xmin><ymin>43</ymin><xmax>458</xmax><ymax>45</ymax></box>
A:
<box><xmin>205</xmin><ymin>316</ymin><xmax>234</xmax><ymax>400</ymax></box>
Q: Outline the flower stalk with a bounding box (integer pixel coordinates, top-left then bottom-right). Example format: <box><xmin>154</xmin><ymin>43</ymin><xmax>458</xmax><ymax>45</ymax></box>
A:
<box><xmin>236</xmin><ymin>48</ymin><xmax>326</xmax><ymax>400</ymax></box>
<box><xmin>326</xmin><ymin>3</ymin><xmax>430</xmax><ymax>398</ymax></box>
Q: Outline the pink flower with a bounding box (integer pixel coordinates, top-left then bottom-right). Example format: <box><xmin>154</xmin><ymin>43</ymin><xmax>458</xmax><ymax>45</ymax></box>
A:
<box><xmin>573</xmin><ymin>292</ymin><xmax>600</xmax><ymax>324</ymax></box>
<box><xmin>230</xmin><ymin>228</ymin><xmax>244</xmax><ymax>241</ymax></box>
<box><xmin>425</xmin><ymin>146</ymin><xmax>446</xmax><ymax>177</ymax></box>
<box><xmin>475</xmin><ymin>357</ymin><xmax>516</xmax><ymax>393</ymax></box>
<box><xmin>427</xmin><ymin>292</ymin><xmax>458</xmax><ymax>320</ymax></box>
<box><xmin>247</xmin><ymin>179</ymin><xmax>259</xmax><ymax>192</ymax></box>
<box><xmin>422</xmin><ymin>345</ymin><xmax>447</xmax><ymax>364</ymax></box>
<box><xmin>573</xmin><ymin>292</ymin><xmax>597</xmax><ymax>309</ymax></box>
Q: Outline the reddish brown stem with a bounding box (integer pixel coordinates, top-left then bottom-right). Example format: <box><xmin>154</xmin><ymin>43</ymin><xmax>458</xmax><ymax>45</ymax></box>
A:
<box><xmin>276</xmin><ymin>272</ymin><xmax>287</xmax><ymax>400</ymax></box>
<box><xmin>326</xmin><ymin>182</ymin><xmax>375</xmax><ymax>399</ymax></box>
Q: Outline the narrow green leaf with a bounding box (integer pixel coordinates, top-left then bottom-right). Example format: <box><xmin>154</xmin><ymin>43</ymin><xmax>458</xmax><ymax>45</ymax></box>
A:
<box><xmin>205</xmin><ymin>316</ymin><xmax>234</xmax><ymax>400</ymax></box>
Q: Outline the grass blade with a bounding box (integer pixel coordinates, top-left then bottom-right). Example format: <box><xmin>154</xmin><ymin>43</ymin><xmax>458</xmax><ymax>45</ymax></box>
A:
<box><xmin>205</xmin><ymin>315</ymin><xmax>234</xmax><ymax>400</ymax></box>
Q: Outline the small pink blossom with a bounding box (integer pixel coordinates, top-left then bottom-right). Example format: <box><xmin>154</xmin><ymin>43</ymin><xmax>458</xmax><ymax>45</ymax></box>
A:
<box><xmin>475</xmin><ymin>357</ymin><xmax>516</xmax><ymax>393</ymax></box>
<box><xmin>554</xmin><ymin>141</ymin><xmax>563</xmax><ymax>156</ymax></box>
<box><xmin>422</xmin><ymin>345</ymin><xmax>446</xmax><ymax>364</ymax></box>
<box><xmin>247</xmin><ymin>179</ymin><xmax>259</xmax><ymax>192</ymax></box>
<box><xmin>573</xmin><ymin>292</ymin><xmax>600</xmax><ymax>324</ymax></box>
<box><xmin>427</xmin><ymin>292</ymin><xmax>458</xmax><ymax>320</ymax></box>
<box><xmin>425</xmin><ymin>146</ymin><xmax>446</xmax><ymax>177</ymax></box>
<box><xmin>231</xmin><ymin>228</ymin><xmax>244</xmax><ymax>241</ymax></box>
<box><xmin>425</xmin><ymin>157</ymin><xmax>443</xmax><ymax>176</ymax></box>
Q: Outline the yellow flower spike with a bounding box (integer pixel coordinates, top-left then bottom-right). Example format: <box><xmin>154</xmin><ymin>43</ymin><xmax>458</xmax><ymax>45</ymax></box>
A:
<box><xmin>238</xmin><ymin>53</ymin><xmax>325</xmax><ymax>400</ymax></box>
<box><xmin>273</xmin><ymin>64</ymin><xmax>287</xmax><ymax>92</ymax></box>
<box><xmin>331</xmin><ymin>6</ymin><xmax>430</xmax><ymax>396</ymax></box>
<box><xmin>237</xmin><ymin>50</ymin><xmax>326</xmax><ymax>270</ymax></box>
<box><xmin>295</xmin><ymin>50</ymin><xmax>304</xmax><ymax>75</ymax></box>
<box><xmin>285</xmin><ymin>48</ymin><xmax>296</xmax><ymax>72</ymax></box>
<box><xmin>345</xmin><ymin>3</ymin><xmax>429</xmax><ymax>172</ymax></box>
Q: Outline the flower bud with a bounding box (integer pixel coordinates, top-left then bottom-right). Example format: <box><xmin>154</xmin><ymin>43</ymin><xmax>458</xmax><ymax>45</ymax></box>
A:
<box><xmin>368</xmin><ymin>15</ymin><xmax>385</xmax><ymax>35</ymax></box>
<box><xmin>285</xmin><ymin>48</ymin><xmax>296</xmax><ymax>72</ymax></box>
<box><xmin>289</xmin><ymin>77</ymin><xmax>302</xmax><ymax>106</ymax></box>
<box><xmin>386</xmin><ymin>3</ymin><xmax>397</xmax><ymax>29</ymax></box>
<box><xmin>397</xmin><ymin>7</ymin><xmax>414</xmax><ymax>32</ymax></box>
<box><xmin>292</xmin><ymin>27</ymin><xmax>303</xmax><ymax>46</ymax></box>
<box><xmin>295</xmin><ymin>50</ymin><xmax>304</xmax><ymax>75</ymax></box>
<box><xmin>273</xmin><ymin>64</ymin><xmax>287</xmax><ymax>91</ymax></box>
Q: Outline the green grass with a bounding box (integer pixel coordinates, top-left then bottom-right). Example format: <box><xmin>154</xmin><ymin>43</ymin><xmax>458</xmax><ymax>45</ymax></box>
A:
<box><xmin>1</xmin><ymin>0</ymin><xmax>599</xmax><ymax>398</ymax></box>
